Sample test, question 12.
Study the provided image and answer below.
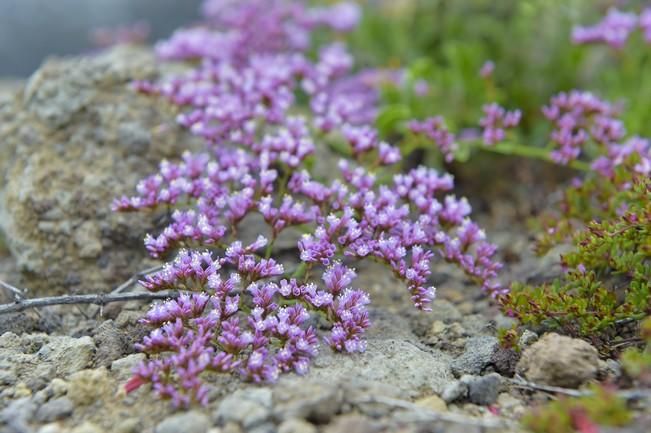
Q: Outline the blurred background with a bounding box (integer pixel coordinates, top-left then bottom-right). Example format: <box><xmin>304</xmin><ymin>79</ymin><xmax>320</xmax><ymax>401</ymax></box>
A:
<box><xmin>0</xmin><ymin>0</ymin><xmax>202</xmax><ymax>77</ymax></box>
<box><xmin>1</xmin><ymin>0</ymin><xmax>649</xmax><ymax>137</ymax></box>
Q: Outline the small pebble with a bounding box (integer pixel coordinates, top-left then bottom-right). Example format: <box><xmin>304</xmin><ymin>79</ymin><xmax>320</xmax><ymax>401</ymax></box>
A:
<box><xmin>156</xmin><ymin>411</ymin><xmax>211</xmax><ymax>433</ymax></box>
<box><xmin>278</xmin><ymin>419</ymin><xmax>318</xmax><ymax>433</ymax></box>
<box><xmin>35</xmin><ymin>396</ymin><xmax>74</xmax><ymax>422</ymax></box>
<box><xmin>414</xmin><ymin>394</ymin><xmax>447</xmax><ymax>412</ymax></box>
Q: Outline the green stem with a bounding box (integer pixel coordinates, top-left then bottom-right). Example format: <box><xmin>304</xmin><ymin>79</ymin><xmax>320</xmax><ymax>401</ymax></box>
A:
<box><xmin>264</xmin><ymin>238</ymin><xmax>276</xmax><ymax>259</ymax></box>
<box><xmin>290</xmin><ymin>262</ymin><xmax>307</xmax><ymax>280</ymax></box>
<box><xmin>277</xmin><ymin>168</ymin><xmax>291</xmax><ymax>198</ymax></box>
<box><xmin>477</xmin><ymin>140</ymin><xmax>591</xmax><ymax>171</ymax></box>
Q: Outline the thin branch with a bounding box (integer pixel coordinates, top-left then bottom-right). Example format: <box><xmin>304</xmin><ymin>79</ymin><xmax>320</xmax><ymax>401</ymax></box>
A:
<box><xmin>91</xmin><ymin>264</ymin><xmax>164</xmax><ymax>318</ymax></box>
<box><xmin>0</xmin><ymin>291</ymin><xmax>179</xmax><ymax>315</ymax></box>
<box><xmin>0</xmin><ymin>279</ymin><xmax>26</xmax><ymax>301</ymax></box>
<box><xmin>111</xmin><ymin>265</ymin><xmax>163</xmax><ymax>294</ymax></box>
<box><xmin>509</xmin><ymin>376</ymin><xmax>651</xmax><ymax>401</ymax></box>
<box><xmin>355</xmin><ymin>396</ymin><xmax>508</xmax><ymax>429</ymax></box>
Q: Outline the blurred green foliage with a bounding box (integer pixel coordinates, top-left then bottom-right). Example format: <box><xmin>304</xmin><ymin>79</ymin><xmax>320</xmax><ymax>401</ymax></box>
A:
<box><xmin>522</xmin><ymin>384</ymin><xmax>631</xmax><ymax>433</ymax></box>
<box><xmin>348</xmin><ymin>0</ymin><xmax>651</xmax><ymax>143</ymax></box>
<box><xmin>621</xmin><ymin>316</ymin><xmax>651</xmax><ymax>384</ymax></box>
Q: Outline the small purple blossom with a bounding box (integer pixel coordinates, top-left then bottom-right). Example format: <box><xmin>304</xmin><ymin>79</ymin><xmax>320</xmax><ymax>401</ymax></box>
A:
<box><xmin>591</xmin><ymin>137</ymin><xmax>651</xmax><ymax>178</ymax></box>
<box><xmin>413</xmin><ymin>79</ymin><xmax>430</xmax><ymax>96</ymax></box>
<box><xmin>543</xmin><ymin>90</ymin><xmax>623</xmax><ymax>164</ymax></box>
<box><xmin>479</xmin><ymin>103</ymin><xmax>522</xmax><ymax>146</ymax></box>
<box><xmin>409</xmin><ymin>117</ymin><xmax>457</xmax><ymax>163</ymax></box>
<box><xmin>479</xmin><ymin>60</ymin><xmax>495</xmax><ymax>78</ymax></box>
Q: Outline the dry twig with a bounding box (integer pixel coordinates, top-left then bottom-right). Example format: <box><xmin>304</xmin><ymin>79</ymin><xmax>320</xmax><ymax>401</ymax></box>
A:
<box><xmin>111</xmin><ymin>265</ymin><xmax>163</xmax><ymax>294</ymax></box>
<box><xmin>0</xmin><ymin>290</ymin><xmax>178</xmax><ymax>315</ymax></box>
<box><xmin>0</xmin><ymin>279</ymin><xmax>26</xmax><ymax>301</ymax></box>
<box><xmin>356</xmin><ymin>395</ymin><xmax>509</xmax><ymax>429</ymax></box>
<box><xmin>0</xmin><ymin>265</ymin><xmax>165</xmax><ymax>315</ymax></box>
<box><xmin>509</xmin><ymin>376</ymin><xmax>651</xmax><ymax>401</ymax></box>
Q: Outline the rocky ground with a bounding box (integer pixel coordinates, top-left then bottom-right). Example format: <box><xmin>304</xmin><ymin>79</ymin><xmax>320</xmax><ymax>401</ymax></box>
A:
<box><xmin>0</xmin><ymin>47</ymin><xmax>648</xmax><ymax>433</ymax></box>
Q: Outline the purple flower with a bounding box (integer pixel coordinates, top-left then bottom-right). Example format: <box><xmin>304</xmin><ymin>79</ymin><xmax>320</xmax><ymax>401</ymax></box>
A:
<box><xmin>572</xmin><ymin>8</ymin><xmax>638</xmax><ymax>49</ymax></box>
<box><xmin>479</xmin><ymin>60</ymin><xmax>495</xmax><ymax>78</ymax></box>
<box><xmin>479</xmin><ymin>103</ymin><xmax>522</xmax><ymax>146</ymax></box>
<box><xmin>409</xmin><ymin>117</ymin><xmax>457</xmax><ymax>163</ymax></box>
<box><xmin>641</xmin><ymin>9</ymin><xmax>651</xmax><ymax>43</ymax></box>
<box><xmin>543</xmin><ymin>90</ymin><xmax>623</xmax><ymax>165</ymax></box>
<box><xmin>326</xmin><ymin>288</ymin><xmax>370</xmax><ymax>353</ymax></box>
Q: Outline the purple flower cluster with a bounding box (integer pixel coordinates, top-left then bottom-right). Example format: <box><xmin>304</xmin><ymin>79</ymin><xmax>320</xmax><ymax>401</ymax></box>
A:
<box><xmin>591</xmin><ymin>137</ymin><xmax>651</xmax><ymax>178</ymax></box>
<box><xmin>127</xmin><ymin>240</ymin><xmax>369</xmax><ymax>406</ymax></box>
<box><xmin>479</xmin><ymin>103</ymin><xmax>522</xmax><ymax>146</ymax></box>
<box><xmin>542</xmin><ymin>90</ymin><xmax>625</xmax><ymax>164</ymax></box>
<box><xmin>572</xmin><ymin>8</ymin><xmax>638</xmax><ymax>49</ymax></box>
<box><xmin>479</xmin><ymin>60</ymin><xmax>495</xmax><ymax>79</ymax></box>
<box><xmin>572</xmin><ymin>7</ymin><xmax>651</xmax><ymax>48</ymax></box>
<box><xmin>641</xmin><ymin>9</ymin><xmax>651</xmax><ymax>43</ymax></box>
<box><xmin>409</xmin><ymin>117</ymin><xmax>457</xmax><ymax>163</ymax></box>
<box><xmin>159</xmin><ymin>0</ymin><xmax>359</xmax><ymax>62</ymax></box>
<box><xmin>116</xmin><ymin>0</ymin><xmax>503</xmax><ymax>407</ymax></box>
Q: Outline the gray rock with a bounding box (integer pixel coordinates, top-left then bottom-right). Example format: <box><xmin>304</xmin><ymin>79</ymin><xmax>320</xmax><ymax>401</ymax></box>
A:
<box><xmin>340</xmin><ymin>379</ymin><xmax>405</xmax><ymax>418</ymax></box>
<box><xmin>110</xmin><ymin>353</ymin><xmax>145</xmax><ymax>381</ymax></box>
<box><xmin>71</xmin><ymin>422</ymin><xmax>105</xmax><ymax>433</ymax></box>
<box><xmin>248</xmin><ymin>423</ymin><xmax>277</xmax><ymax>433</ymax></box>
<box><xmin>0</xmin><ymin>397</ymin><xmax>37</xmax><ymax>433</ymax></box>
<box><xmin>598</xmin><ymin>359</ymin><xmax>622</xmax><ymax>380</ymax></box>
<box><xmin>36</xmin><ymin>424</ymin><xmax>64</xmax><ymax>433</ymax></box>
<box><xmin>516</xmin><ymin>333</ymin><xmax>599</xmax><ymax>388</ymax></box>
<box><xmin>322</xmin><ymin>415</ymin><xmax>379</xmax><ymax>433</ymax></box>
<box><xmin>0</xmin><ymin>333</ymin><xmax>96</xmax><ymax>392</ymax></box>
<box><xmin>113</xmin><ymin>418</ymin><xmax>141</xmax><ymax>433</ymax></box>
<box><xmin>466</xmin><ymin>373</ymin><xmax>502</xmax><ymax>406</ymax></box>
<box><xmin>66</xmin><ymin>368</ymin><xmax>112</xmax><ymax>406</ymax></box>
<box><xmin>518</xmin><ymin>330</ymin><xmax>538</xmax><ymax>347</ymax></box>
<box><xmin>441</xmin><ymin>380</ymin><xmax>468</xmax><ymax>403</ymax></box>
<box><xmin>490</xmin><ymin>347</ymin><xmax>519</xmax><ymax>377</ymax></box>
<box><xmin>155</xmin><ymin>411</ymin><xmax>210</xmax><ymax>433</ymax></box>
<box><xmin>450</xmin><ymin>336</ymin><xmax>498</xmax><ymax>376</ymax></box>
<box><xmin>273</xmin><ymin>380</ymin><xmax>343</xmax><ymax>424</ymax></box>
<box><xmin>305</xmin><ymin>311</ymin><xmax>454</xmax><ymax>397</ymax></box>
<box><xmin>493</xmin><ymin>314</ymin><xmax>518</xmax><ymax>331</ymax></box>
<box><xmin>278</xmin><ymin>419</ymin><xmax>318</xmax><ymax>433</ymax></box>
<box><xmin>35</xmin><ymin>397</ymin><xmax>74</xmax><ymax>422</ymax></box>
<box><xmin>36</xmin><ymin>336</ymin><xmax>95</xmax><ymax>376</ymax></box>
<box><xmin>0</xmin><ymin>45</ymin><xmax>199</xmax><ymax>296</ymax></box>
<box><xmin>93</xmin><ymin>320</ymin><xmax>127</xmax><ymax>367</ymax></box>
<box><xmin>214</xmin><ymin>388</ymin><xmax>272</xmax><ymax>429</ymax></box>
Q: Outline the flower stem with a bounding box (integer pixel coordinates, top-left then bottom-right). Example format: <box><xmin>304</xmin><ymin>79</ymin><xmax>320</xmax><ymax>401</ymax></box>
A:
<box><xmin>264</xmin><ymin>239</ymin><xmax>275</xmax><ymax>259</ymax></box>
<box><xmin>476</xmin><ymin>140</ymin><xmax>591</xmax><ymax>171</ymax></box>
<box><xmin>290</xmin><ymin>262</ymin><xmax>307</xmax><ymax>279</ymax></box>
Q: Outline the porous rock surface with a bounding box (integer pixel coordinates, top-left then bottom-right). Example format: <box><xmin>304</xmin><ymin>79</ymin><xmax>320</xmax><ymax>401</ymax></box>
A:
<box><xmin>0</xmin><ymin>46</ymin><xmax>198</xmax><ymax>295</ymax></box>
<box><xmin>0</xmin><ymin>295</ymin><xmax>527</xmax><ymax>433</ymax></box>
<box><xmin>516</xmin><ymin>332</ymin><xmax>600</xmax><ymax>388</ymax></box>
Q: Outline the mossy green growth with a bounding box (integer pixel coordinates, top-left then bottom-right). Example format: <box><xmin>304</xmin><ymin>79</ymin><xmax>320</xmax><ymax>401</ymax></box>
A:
<box><xmin>620</xmin><ymin>316</ymin><xmax>651</xmax><ymax>383</ymax></box>
<box><xmin>522</xmin><ymin>384</ymin><xmax>631</xmax><ymax>433</ymax></box>
<box><xmin>502</xmin><ymin>177</ymin><xmax>650</xmax><ymax>345</ymax></box>
<box><xmin>534</xmin><ymin>152</ymin><xmax>651</xmax><ymax>254</ymax></box>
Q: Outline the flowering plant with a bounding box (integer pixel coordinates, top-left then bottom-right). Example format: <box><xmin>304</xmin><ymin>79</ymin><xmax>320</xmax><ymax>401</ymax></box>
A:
<box><xmin>115</xmin><ymin>0</ymin><xmax>502</xmax><ymax>407</ymax></box>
